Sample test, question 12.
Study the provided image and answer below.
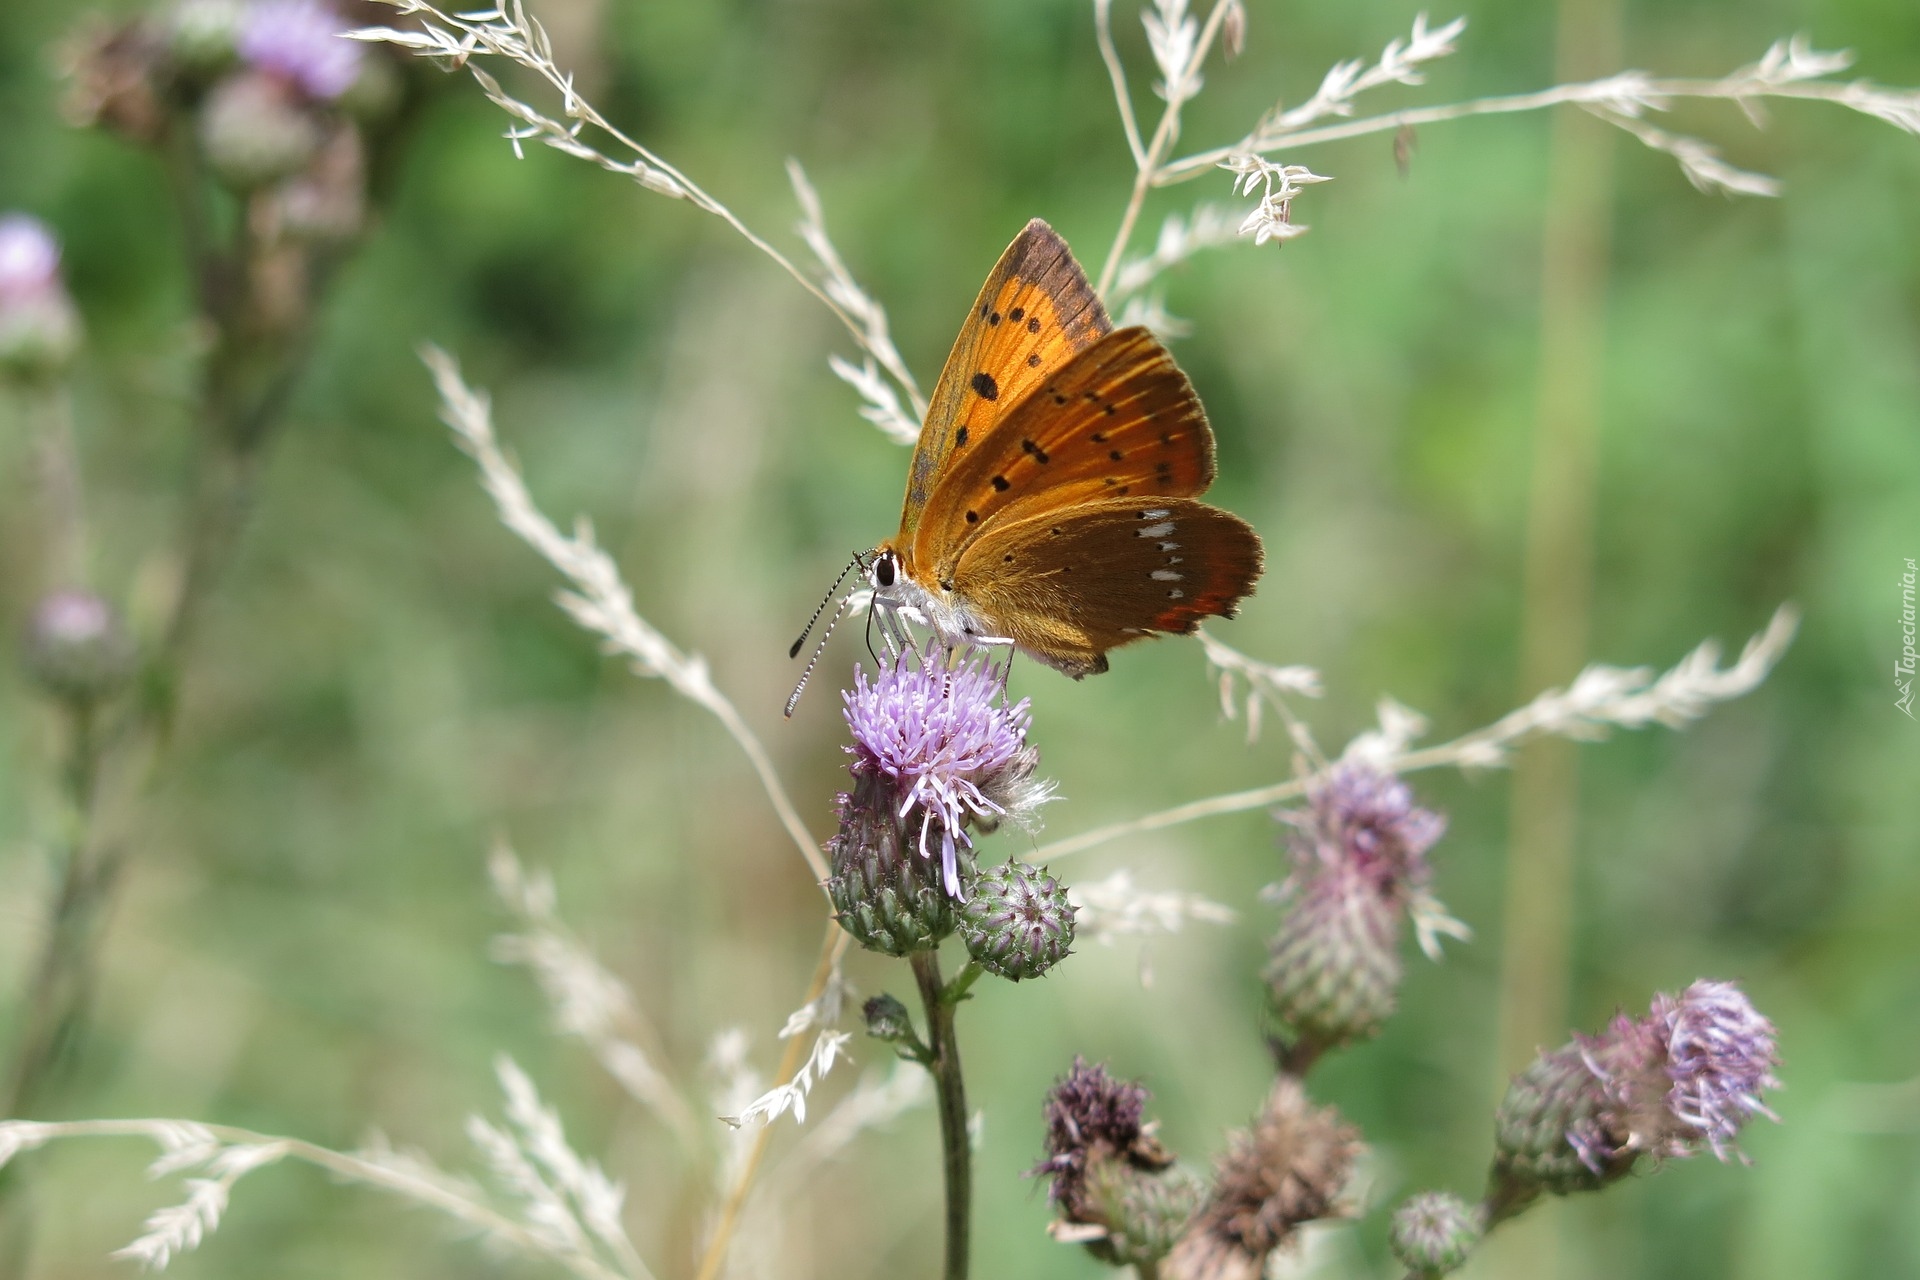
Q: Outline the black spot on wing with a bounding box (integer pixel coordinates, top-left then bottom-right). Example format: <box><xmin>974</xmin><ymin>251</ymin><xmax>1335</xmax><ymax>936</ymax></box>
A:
<box><xmin>955</xmin><ymin>427</ymin><xmax>969</xmax><ymax>446</ymax></box>
<box><xmin>992</xmin><ymin>475</ymin><xmax>1010</xmax><ymax>491</ymax></box>
<box><xmin>971</xmin><ymin>372</ymin><xmax>999</xmax><ymax>400</ymax></box>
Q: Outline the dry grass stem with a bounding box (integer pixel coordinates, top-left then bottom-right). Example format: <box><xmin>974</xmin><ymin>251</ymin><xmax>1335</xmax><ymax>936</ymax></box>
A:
<box><xmin>422</xmin><ymin>346</ymin><xmax>827</xmax><ymax>884</ymax></box>
<box><xmin>0</xmin><ymin>1118</ymin><xmax>648</xmax><ymax>1280</ymax></box>
<box><xmin>489</xmin><ymin>847</ymin><xmax>702</xmax><ymax>1148</ymax></box>
<box><xmin>1035</xmin><ymin>606</ymin><xmax>1798</xmax><ymax>862</ymax></box>
<box><xmin>352</xmin><ymin>3</ymin><xmax>919</xmax><ymax>406</ymax></box>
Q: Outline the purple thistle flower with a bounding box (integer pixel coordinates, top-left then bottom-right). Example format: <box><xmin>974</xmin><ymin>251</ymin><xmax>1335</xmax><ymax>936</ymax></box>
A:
<box><xmin>841</xmin><ymin>644</ymin><xmax>1046</xmax><ymax>898</ymax></box>
<box><xmin>1265</xmin><ymin>763</ymin><xmax>1453</xmax><ymax>1063</ymax></box>
<box><xmin>0</xmin><ymin>214</ymin><xmax>81</xmax><ymax>380</ymax></box>
<box><xmin>1286</xmin><ymin>761</ymin><xmax>1446</xmax><ymax>897</ymax></box>
<box><xmin>1630</xmin><ymin>979</ymin><xmax>1782</xmax><ymax>1162</ymax></box>
<box><xmin>0</xmin><ymin>216</ymin><xmax>63</xmax><ymax>305</ymax></box>
<box><xmin>239</xmin><ymin>0</ymin><xmax>363</xmax><ymax>101</ymax></box>
<box><xmin>1492</xmin><ymin>978</ymin><xmax>1781</xmax><ymax>1219</ymax></box>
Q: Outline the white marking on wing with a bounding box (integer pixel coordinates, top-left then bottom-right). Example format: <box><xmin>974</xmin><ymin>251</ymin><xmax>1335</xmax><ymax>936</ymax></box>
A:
<box><xmin>1138</xmin><ymin>521</ymin><xmax>1175</xmax><ymax>538</ymax></box>
<box><xmin>1151</xmin><ymin>569</ymin><xmax>1183</xmax><ymax>581</ymax></box>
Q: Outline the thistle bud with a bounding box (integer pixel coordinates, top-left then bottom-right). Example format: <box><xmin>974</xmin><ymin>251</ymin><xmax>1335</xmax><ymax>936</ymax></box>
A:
<box><xmin>23</xmin><ymin>589</ymin><xmax>136</xmax><ymax>704</ymax></box>
<box><xmin>1489</xmin><ymin>979</ymin><xmax>1781</xmax><ymax>1222</ymax></box>
<box><xmin>200</xmin><ymin>71</ymin><xmax>320</xmax><ymax>188</ymax></box>
<box><xmin>1085</xmin><ymin>1156</ymin><xmax>1207</xmax><ymax>1269</ymax></box>
<box><xmin>1265</xmin><ymin>764</ymin><xmax>1446</xmax><ymax>1065</ymax></box>
<box><xmin>959</xmin><ymin>860</ymin><xmax>1074</xmax><ymax>981</ymax></box>
<box><xmin>861</xmin><ymin>993</ymin><xmax>915</xmax><ymax>1047</ymax></box>
<box><xmin>1264</xmin><ymin>865</ymin><xmax>1401</xmax><ymax>1057</ymax></box>
<box><xmin>0</xmin><ymin>216</ymin><xmax>82</xmax><ymax>383</ymax></box>
<box><xmin>826</xmin><ymin>769</ymin><xmax>958</xmax><ymax>956</ymax></box>
<box><xmin>1389</xmin><ymin>1191</ymin><xmax>1483</xmax><ymax>1275</ymax></box>
<box><xmin>168</xmin><ymin>0</ymin><xmax>245</xmax><ymax>80</ymax></box>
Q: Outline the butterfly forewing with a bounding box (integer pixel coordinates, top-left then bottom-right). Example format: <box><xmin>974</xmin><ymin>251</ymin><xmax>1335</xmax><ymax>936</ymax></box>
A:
<box><xmin>949</xmin><ymin>496</ymin><xmax>1263</xmax><ymax>675</ymax></box>
<box><xmin>898</xmin><ymin>220</ymin><xmax>1110</xmax><ymax>552</ymax></box>
<box><xmin>911</xmin><ymin>326</ymin><xmax>1216</xmax><ymax>577</ymax></box>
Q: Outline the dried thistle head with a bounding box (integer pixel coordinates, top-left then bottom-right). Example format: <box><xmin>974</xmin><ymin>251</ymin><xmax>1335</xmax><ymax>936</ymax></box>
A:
<box><xmin>1165</xmin><ymin>1077</ymin><xmax>1361</xmax><ymax>1280</ymax></box>
<box><xmin>61</xmin><ymin>17</ymin><xmax>171</xmax><ymax>144</ymax></box>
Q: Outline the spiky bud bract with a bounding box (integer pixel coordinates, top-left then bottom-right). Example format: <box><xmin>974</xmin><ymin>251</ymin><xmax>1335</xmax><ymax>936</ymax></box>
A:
<box><xmin>960</xmin><ymin>860</ymin><xmax>1074</xmax><ymax>981</ymax></box>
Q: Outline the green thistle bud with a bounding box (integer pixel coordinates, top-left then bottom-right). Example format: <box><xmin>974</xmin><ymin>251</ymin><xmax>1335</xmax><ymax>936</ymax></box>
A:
<box><xmin>1264</xmin><ymin>764</ymin><xmax>1449</xmax><ymax>1067</ymax></box>
<box><xmin>826</xmin><ymin>769</ymin><xmax>958</xmax><ymax>956</ymax></box>
<box><xmin>1492</xmin><ymin>1046</ymin><xmax>1618</xmax><ymax>1208</ymax></box>
<box><xmin>1265</xmin><ymin>866</ymin><xmax>1401</xmax><ymax>1057</ymax></box>
<box><xmin>199</xmin><ymin>71</ymin><xmax>319</xmax><ymax>188</ymax></box>
<box><xmin>1085</xmin><ymin>1157</ymin><xmax>1206</xmax><ymax>1269</ymax></box>
<box><xmin>168</xmin><ymin>0</ymin><xmax>245</xmax><ymax>80</ymax></box>
<box><xmin>1389</xmin><ymin>1191</ymin><xmax>1484</xmax><ymax>1275</ymax></box>
<box><xmin>959</xmin><ymin>860</ymin><xmax>1073</xmax><ymax>981</ymax></box>
<box><xmin>861</xmin><ymin>993</ymin><xmax>915</xmax><ymax>1047</ymax></box>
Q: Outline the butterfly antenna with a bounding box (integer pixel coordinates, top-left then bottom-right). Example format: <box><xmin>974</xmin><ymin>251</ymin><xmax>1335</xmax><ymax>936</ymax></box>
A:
<box><xmin>789</xmin><ymin>555</ymin><xmax>861</xmax><ymax>660</ymax></box>
<box><xmin>785</xmin><ymin>585</ymin><xmax>857</xmax><ymax>718</ymax></box>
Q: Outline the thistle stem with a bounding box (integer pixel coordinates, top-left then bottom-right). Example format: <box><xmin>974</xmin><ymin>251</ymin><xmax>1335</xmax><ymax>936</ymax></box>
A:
<box><xmin>911</xmin><ymin>949</ymin><xmax>971</xmax><ymax>1280</ymax></box>
<box><xmin>2</xmin><ymin>701</ymin><xmax>111</xmax><ymax>1122</ymax></box>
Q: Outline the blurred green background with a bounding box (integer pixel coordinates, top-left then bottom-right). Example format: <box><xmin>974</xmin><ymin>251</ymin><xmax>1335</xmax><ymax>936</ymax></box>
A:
<box><xmin>1</xmin><ymin>0</ymin><xmax>1917</xmax><ymax>1277</ymax></box>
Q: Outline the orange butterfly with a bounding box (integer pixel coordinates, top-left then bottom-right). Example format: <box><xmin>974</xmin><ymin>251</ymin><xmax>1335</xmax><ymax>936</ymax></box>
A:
<box><xmin>791</xmin><ymin>220</ymin><xmax>1263</xmax><ymax>707</ymax></box>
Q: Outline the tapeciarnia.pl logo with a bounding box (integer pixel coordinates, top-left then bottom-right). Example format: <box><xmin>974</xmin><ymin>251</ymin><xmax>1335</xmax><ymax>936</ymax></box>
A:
<box><xmin>1899</xmin><ymin>557</ymin><xmax>1917</xmax><ymax>719</ymax></box>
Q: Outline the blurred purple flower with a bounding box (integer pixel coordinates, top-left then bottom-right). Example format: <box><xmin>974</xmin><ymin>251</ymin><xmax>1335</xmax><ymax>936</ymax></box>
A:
<box><xmin>1578</xmin><ymin>978</ymin><xmax>1782</xmax><ymax>1166</ymax></box>
<box><xmin>1265</xmin><ymin>763</ymin><xmax>1455</xmax><ymax>1061</ymax></box>
<box><xmin>0</xmin><ymin>216</ymin><xmax>64</xmax><ymax>305</ymax></box>
<box><xmin>1286</xmin><ymin>761</ymin><xmax>1446</xmax><ymax>896</ymax></box>
<box><xmin>239</xmin><ymin>0</ymin><xmax>362</xmax><ymax>100</ymax></box>
<box><xmin>842</xmin><ymin>645</ymin><xmax>1043</xmax><ymax>897</ymax></box>
<box><xmin>1494</xmin><ymin>977</ymin><xmax>1781</xmax><ymax>1217</ymax></box>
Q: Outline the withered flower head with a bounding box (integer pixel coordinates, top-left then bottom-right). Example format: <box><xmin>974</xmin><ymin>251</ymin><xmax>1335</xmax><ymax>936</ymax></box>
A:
<box><xmin>1165</xmin><ymin>1077</ymin><xmax>1361</xmax><ymax>1280</ymax></box>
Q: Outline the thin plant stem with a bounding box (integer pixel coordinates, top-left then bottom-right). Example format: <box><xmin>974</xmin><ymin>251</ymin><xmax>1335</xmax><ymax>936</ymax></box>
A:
<box><xmin>1094</xmin><ymin>0</ymin><xmax>1236</xmax><ymax>298</ymax></box>
<box><xmin>27</xmin><ymin>386</ymin><xmax>86</xmax><ymax>587</ymax></box>
<box><xmin>1</xmin><ymin>702</ymin><xmax>112</xmax><ymax>1123</ymax></box>
<box><xmin>693</xmin><ymin>923</ymin><xmax>848</xmax><ymax>1280</ymax></box>
<box><xmin>911</xmin><ymin>949</ymin><xmax>971</xmax><ymax>1280</ymax></box>
<box><xmin>1487</xmin><ymin>0</ymin><xmax>1617</xmax><ymax>1274</ymax></box>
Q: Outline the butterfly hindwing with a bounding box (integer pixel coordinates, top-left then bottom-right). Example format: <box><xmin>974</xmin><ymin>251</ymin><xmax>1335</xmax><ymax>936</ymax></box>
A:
<box><xmin>912</xmin><ymin>326</ymin><xmax>1216</xmax><ymax>577</ymax></box>
<box><xmin>949</xmin><ymin>496</ymin><xmax>1263</xmax><ymax>676</ymax></box>
<box><xmin>898</xmin><ymin>220</ymin><xmax>1110</xmax><ymax>555</ymax></box>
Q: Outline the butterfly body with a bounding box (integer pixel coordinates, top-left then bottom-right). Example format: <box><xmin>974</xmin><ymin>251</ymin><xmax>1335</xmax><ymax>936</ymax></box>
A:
<box><xmin>867</xmin><ymin>219</ymin><xmax>1263</xmax><ymax>677</ymax></box>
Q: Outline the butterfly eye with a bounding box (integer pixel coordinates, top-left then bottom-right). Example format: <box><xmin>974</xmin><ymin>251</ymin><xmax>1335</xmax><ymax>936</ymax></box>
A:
<box><xmin>874</xmin><ymin>554</ymin><xmax>897</xmax><ymax>588</ymax></box>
